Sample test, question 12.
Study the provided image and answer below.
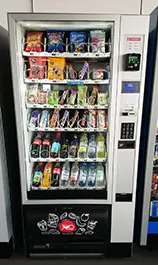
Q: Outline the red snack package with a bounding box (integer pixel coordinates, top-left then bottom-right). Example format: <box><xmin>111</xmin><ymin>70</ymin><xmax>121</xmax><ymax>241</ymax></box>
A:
<box><xmin>25</xmin><ymin>32</ymin><xmax>44</xmax><ymax>52</ymax></box>
<box><xmin>28</xmin><ymin>57</ymin><xmax>46</xmax><ymax>79</ymax></box>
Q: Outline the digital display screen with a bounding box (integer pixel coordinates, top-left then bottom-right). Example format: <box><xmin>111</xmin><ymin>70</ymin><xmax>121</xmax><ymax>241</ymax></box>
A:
<box><xmin>124</xmin><ymin>83</ymin><xmax>136</xmax><ymax>93</ymax></box>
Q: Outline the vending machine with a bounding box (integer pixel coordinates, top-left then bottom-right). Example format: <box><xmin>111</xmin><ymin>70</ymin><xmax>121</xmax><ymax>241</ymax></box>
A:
<box><xmin>8</xmin><ymin>13</ymin><xmax>149</xmax><ymax>257</ymax></box>
<box><xmin>138</xmin><ymin>7</ymin><xmax>158</xmax><ymax>247</ymax></box>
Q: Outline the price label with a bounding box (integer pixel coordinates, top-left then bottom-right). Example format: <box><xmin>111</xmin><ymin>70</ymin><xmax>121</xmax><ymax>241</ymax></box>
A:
<box><xmin>43</xmin><ymin>84</ymin><xmax>51</xmax><ymax>92</ymax></box>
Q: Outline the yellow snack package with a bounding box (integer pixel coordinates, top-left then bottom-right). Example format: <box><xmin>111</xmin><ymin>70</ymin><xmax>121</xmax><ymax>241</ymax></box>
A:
<box><xmin>48</xmin><ymin>58</ymin><xmax>66</xmax><ymax>80</ymax></box>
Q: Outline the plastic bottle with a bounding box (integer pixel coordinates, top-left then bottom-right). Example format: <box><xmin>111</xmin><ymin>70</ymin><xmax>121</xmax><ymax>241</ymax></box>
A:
<box><xmin>50</xmin><ymin>131</ymin><xmax>61</xmax><ymax>158</ymax></box>
<box><xmin>51</xmin><ymin>162</ymin><xmax>61</xmax><ymax>187</ymax></box>
<box><xmin>87</xmin><ymin>162</ymin><xmax>96</xmax><ymax>188</ymax></box>
<box><xmin>78</xmin><ymin>133</ymin><xmax>88</xmax><ymax>159</ymax></box>
<box><xmin>96</xmin><ymin>163</ymin><xmax>105</xmax><ymax>188</ymax></box>
<box><xmin>78</xmin><ymin>162</ymin><xmax>88</xmax><ymax>188</ymax></box>
<box><xmin>32</xmin><ymin>162</ymin><xmax>44</xmax><ymax>188</ymax></box>
<box><xmin>96</xmin><ymin>134</ymin><xmax>105</xmax><ymax>158</ymax></box>
<box><xmin>41</xmin><ymin>133</ymin><xmax>51</xmax><ymax>158</ymax></box>
<box><xmin>69</xmin><ymin>135</ymin><xmax>78</xmax><ymax>158</ymax></box>
<box><xmin>87</xmin><ymin>134</ymin><xmax>96</xmax><ymax>158</ymax></box>
<box><xmin>41</xmin><ymin>162</ymin><xmax>52</xmax><ymax>188</ymax></box>
<box><xmin>60</xmin><ymin>162</ymin><xmax>70</xmax><ymax>187</ymax></box>
<box><xmin>60</xmin><ymin>139</ymin><xmax>69</xmax><ymax>158</ymax></box>
<box><xmin>31</xmin><ymin>132</ymin><xmax>43</xmax><ymax>158</ymax></box>
<box><xmin>69</xmin><ymin>162</ymin><xmax>79</xmax><ymax>187</ymax></box>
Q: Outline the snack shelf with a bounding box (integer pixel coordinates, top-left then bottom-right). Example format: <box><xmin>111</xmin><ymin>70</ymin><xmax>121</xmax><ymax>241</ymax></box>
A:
<box><xmin>24</xmin><ymin>78</ymin><xmax>110</xmax><ymax>85</ymax></box>
<box><xmin>26</xmin><ymin>103</ymin><xmax>109</xmax><ymax>110</ymax></box>
<box><xmin>28</xmin><ymin>127</ymin><xmax>108</xmax><ymax>132</ymax></box>
<box><xmin>30</xmin><ymin>157</ymin><xmax>107</xmax><ymax>163</ymax></box>
<box><xmin>23</xmin><ymin>51</ymin><xmax>111</xmax><ymax>59</ymax></box>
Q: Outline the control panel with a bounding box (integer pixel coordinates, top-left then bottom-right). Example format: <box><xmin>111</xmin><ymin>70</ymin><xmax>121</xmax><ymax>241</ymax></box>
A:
<box><xmin>121</xmin><ymin>122</ymin><xmax>135</xmax><ymax>139</ymax></box>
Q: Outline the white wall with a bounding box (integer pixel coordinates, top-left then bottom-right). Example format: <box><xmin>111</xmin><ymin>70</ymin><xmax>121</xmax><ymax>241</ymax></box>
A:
<box><xmin>0</xmin><ymin>0</ymin><xmax>157</xmax><ymax>29</ymax></box>
<box><xmin>33</xmin><ymin>0</ymin><xmax>141</xmax><ymax>14</ymax></box>
<box><xmin>0</xmin><ymin>0</ymin><xmax>31</xmax><ymax>29</ymax></box>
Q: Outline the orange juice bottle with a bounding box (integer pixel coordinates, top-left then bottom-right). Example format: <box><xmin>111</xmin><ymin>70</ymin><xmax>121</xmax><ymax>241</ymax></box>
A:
<box><xmin>41</xmin><ymin>162</ymin><xmax>52</xmax><ymax>188</ymax></box>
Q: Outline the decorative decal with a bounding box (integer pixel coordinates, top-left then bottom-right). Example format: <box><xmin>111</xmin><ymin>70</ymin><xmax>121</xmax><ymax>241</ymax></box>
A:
<box><xmin>76</xmin><ymin>216</ymin><xmax>86</xmax><ymax>227</ymax></box>
<box><xmin>81</xmin><ymin>213</ymin><xmax>89</xmax><ymax>222</ymax></box>
<box><xmin>59</xmin><ymin>220</ymin><xmax>76</xmax><ymax>233</ymax></box>
<box><xmin>75</xmin><ymin>228</ymin><xmax>85</xmax><ymax>235</ymax></box>
<box><xmin>37</xmin><ymin>212</ymin><xmax>98</xmax><ymax>236</ymax></box>
<box><xmin>60</xmin><ymin>212</ymin><xmax>68</xmax><ymax>220</ymax></box>
<box><xmin>85</xmin><ymin>230</ymin><xmax>94</xmax><ymax>235</ymax></box>
<box><xmin>37</xmin><ymin>220</ymin><xmax>48</xmax><ymax>231</ymax></box>
<box><xmin>68</xmin><ymin>212</ymin><xmax>77</xmax><ymax>220</ymax></box>
<box><xmin>47</xmin><ymin>213</ymin><xmax>59</xmax><ymax>228</ymax></box>
<box><xmin>87</xmin><ymin>220</ymin><xmax>98</xmax><ymax>230</ymax></box>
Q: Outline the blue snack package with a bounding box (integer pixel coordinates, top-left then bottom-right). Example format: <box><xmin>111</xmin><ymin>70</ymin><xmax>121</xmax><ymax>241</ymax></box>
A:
<box><xmin>69</xmin><ymin>32</ymin><xmax>86</xmax><ymax>53</ymax></box>
<box><xmin>47</xmin><ymin>31</ymin><xmax>64</xmax><ymax>53</ymax></box>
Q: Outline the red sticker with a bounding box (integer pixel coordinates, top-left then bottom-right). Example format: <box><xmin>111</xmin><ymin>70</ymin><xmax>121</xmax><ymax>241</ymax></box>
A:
<box><xmin>59</xmin><ymin>220</ymin><xmax>76</xmax><ymax>233</ymax></box>
<box><xmin>127</xmin><ymin>37</ymin><xmax>141</xmax><ymax>41</ymax></box>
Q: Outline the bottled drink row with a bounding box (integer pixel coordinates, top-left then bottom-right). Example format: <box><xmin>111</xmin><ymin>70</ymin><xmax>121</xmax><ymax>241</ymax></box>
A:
<box><xmin>28</xmin><ymin>109</ymin><xmax>107</xmax><ymax>130</ymax></box>
<box><xmin>32</xmin><ymin>161</ymin><xmax>106</xmax><ymax>190</ymax></box>
<box><xmin>31</xmin><ymin>132</ymin><xmax>106</xmax><ymax>160</ymax></box>
<box><xmin>24</xmin><ymin>30</ymin><xmax>109</xmax><ymax>54</ymax></box>
<box><xmin>27</xmin><ymin>84</ymin><xmax>108</xmax><ymax>106</ymax></box>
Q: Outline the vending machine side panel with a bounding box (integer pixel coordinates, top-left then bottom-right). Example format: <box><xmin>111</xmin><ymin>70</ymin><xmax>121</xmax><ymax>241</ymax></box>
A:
<box><xmin>111</xmin><ymin>15</ymin><xmax>149</xmax><ymax>251</ymax></box>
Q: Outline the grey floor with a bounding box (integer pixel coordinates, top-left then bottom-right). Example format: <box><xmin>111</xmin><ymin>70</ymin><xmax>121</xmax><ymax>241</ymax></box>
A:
<box><xmin>1</xmin><ymin>247</ymin><xmax>158</xmax><ymax>265</ymax></box>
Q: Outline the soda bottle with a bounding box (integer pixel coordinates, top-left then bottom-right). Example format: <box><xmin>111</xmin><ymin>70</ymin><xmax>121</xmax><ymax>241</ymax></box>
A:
<box><xmin>50</xmin><ymin>131</ymin><xmax>61</xmax><ymax>158</ymax></box>
<box><xmin>51</xmin><ymin>162</ymin><xmax>61</xmax><ymax>187</ymax></box>
<box><xmin>96</xmin><ymin>134</ymin><xmax>105</xmax><ymax>159</ymax></box>
<box><xmin>60</xmin><ymin>162</ymin><xmax>70</xmax><ymax>187</ymax></box>
<box><xmin>41</xmin><ymin>133</ymin><xmax>51</xmax><ymax>158</ymax></box>
<box><xmin>41</xmin><ymin>162</ymin><xmax>52</xmax><ymax>188</ymax></box>
<box><xmin>31</xmin><ymin>132</ymin><xmax>43</xmax><ymax>158</ymax></box>
<box><xmin>78</xmin><ymin>133</ymin><xmax>88</xmax><ymax>159</ymax></box>
<box><xmin>78</xmin><ymin>162</ymin><xmax>88</xmax><ymax>188</ymax></box>
<box><xmin>60</xmin><ymin>139</ymin><xmax>69</xmax><ymax>158</ymax></box>
<box><xmin>87</xmin><ymin>162</ymin><xmax>96</xmax><ymax>188</ymax></box>
<box><xmin>69</xmin><ymin>135</ymin><xmax>78</xmax><ymax>158</ymax></box>
<box><xmin>32</xmin><ymin>162</ymin><xmax>44</xmax><ymax>188</ymax></box>
<box><xmin>96</xmin><ymin>163</ymin><xmax>105</xmax><ymax>188</ymax></box>
<box><xmin>69</xmin><ymin>162</ymin><xmax>79</xmax><ymax>187</ymax></box>
<box><xmin>87</xmin><ymin>134</ymin><xmax>96</xmax><ymax>158</ymax></box>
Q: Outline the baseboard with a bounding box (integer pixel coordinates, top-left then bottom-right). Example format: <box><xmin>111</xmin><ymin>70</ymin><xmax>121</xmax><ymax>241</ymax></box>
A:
<box><xmin>107</xmin><ymin>242</ymin><xmax>133</xmax><ymax>257</ymax></box>
<box><xmin>0</xmin><ymin>237</ymin><xmax>13</xmax><ymax>258</ymax></box>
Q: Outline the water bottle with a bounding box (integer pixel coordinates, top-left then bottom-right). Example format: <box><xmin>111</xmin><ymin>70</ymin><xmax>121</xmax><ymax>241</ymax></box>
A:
<box><xmin>78</xmin><ymin>133</ymin><xmax>88</xmax><ymax>159</ymax></box>
<box><xmin>60</xmin><ymin>162</ymin><xmax>70</xmax><ymax>188</ymax></box>
<box><xmin>87</xmin><ymin>134</ymin><xmax>96</xmax><ymax>158</ymax></box>
<box><xmin>78</xmin><ymin>163</ymin><xmax>88</xmax><ymax>188</ymax></box>
<box><xmin>87</xmin><ymin>162</ymin><xmax>96</xmax><ymax>188</ymax></box>
<box><xmin>96</xmin><ymin>163</ymin><xmax>105</xmax><ymax>188</ymax></box>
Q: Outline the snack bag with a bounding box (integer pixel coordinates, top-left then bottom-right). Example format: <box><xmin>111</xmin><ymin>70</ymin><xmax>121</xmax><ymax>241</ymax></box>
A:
<box><xmin>47</xmin><ymin>58</ymin><xmax>65</xmax><ymax>80</ymax></box>
<box><xmin>47</xmin><ymin>31</ymin><xmax>64</xmax><ymax>53</ymax></box>
<box><xmin>28</xmin><ymin>57</ymin><xmax>46</xmax><ymax>79</ymax></box>
<box><xmin>59</xmin><ymin>90</ymin><xmax>68</xmax><ymax>105</ymax></box>
<box><xmin>37</xmin><ymin>90</ymin><xmax>48</xmax><ymax>104</ymax></box>
<box><xmin>48</xmin><ymin>90</ymin><xmax>59</xmax><ymax>105</ymax></box>
<box><xmin>92</xmin><ymin>68</ymin><xmax>104</xmax><ymax>80</ymax></box>
<box><xmin>97</xmin><ymin>110</ymin><xmax>107</xmax><ymax>128</ymax></box>
<box><xmin>90</xmin><ymin>30</ymin><xmax>105</xmax><ymax>53</ymax></box>
<box><xmin>27</xmin><ymin>84</ymin><xmax>38</xmax><ymax>104</ymax></box>
<box><xmin>88</xmin><ymin>110</ymin><xmax>97</xmax><ymax>128</ymax></box>
<box><xmin>98</xmin><ymin>91</ymin><xmax>108</xmax><ymax>105</ymax></box>
<box><xmin>50</xmin><ymin>109</ymin><xmax>60</xmax><ymax>128</ymax></box>
<box><xmin>79</xmin><ymin>61</ymin><xmax>89</xmax><ymax>80</ymax></box>
<box><xmin>89</xmin><ymin>86</ymin><xmax>98</xmax><ymax>105</ymax></box>
<box><xmin>25</xmin><ymin>32</ymin><xmax>44</xmax><ymax>52</ymax></box>
<box><xmin>68</xmin><ymin>90</ymin><xmax>77</xmax><ymax>105</ymax></box>
<box><xmin>77</xmin><ymin>85</ymin><xmax>87</xmax><ymax>105</ymax></box>
<box><xmin>70</xmin><ymin>32</ymin><xmax>86</xmax><ymax>53</ymax></box>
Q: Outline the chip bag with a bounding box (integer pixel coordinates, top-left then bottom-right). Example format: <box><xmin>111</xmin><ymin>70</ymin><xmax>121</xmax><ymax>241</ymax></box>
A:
<box><xmin>27</xmin><ymin>84</ymin><xmax>38</xmax><ymax>104</ymax></box>
<box><xmin>47</xmin><ymin>31</ymin><xmax>64</xmax><ymax>52</ymax></box>
<box><xmin>47</xmin><ymin>58</ymin><xmax>65</xmax><ymax>80</ymax></box>
<box><xmin>25</xmin><ymin>32</ymin><xmax>44</xmax><ymax>52</ymax></box>
<box><xmin>28</xmin><ymin>57</ymin><xmax>46</xmax><ymax>79</ymax></box>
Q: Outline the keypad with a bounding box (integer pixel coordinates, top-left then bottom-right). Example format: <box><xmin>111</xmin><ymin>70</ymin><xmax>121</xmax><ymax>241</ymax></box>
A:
<box><xmin>121</xmin><ymin>123</ymin><xmax>135</xmax><ymax>139</ymax></box>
